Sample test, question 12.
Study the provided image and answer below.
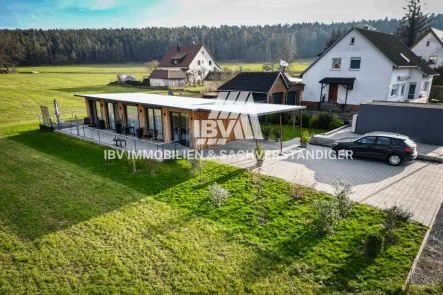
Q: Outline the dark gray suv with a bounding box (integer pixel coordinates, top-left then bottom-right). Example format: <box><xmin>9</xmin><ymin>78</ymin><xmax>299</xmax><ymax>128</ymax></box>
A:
<box><xmin>331</xmin><ymin>132</ymin><xmax>417</xmax><ymax>166</ymax></box>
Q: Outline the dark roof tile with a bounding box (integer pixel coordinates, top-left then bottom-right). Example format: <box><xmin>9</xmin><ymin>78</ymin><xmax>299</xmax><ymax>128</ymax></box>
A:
<box><xmin>355</xmin><ymin>28</ymin><xmax>437</xmax><ymax>76</ymax></box>
<box><xmin>217</xmin><ymin>72</ymin><xmax>288</xmax><ymax>93</ymax></box>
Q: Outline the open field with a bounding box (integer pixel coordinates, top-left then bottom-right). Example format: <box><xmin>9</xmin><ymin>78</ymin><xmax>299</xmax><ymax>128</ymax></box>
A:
<box><xmin>0</xmin><ymin>68</ymin><xmax>430</xmax><ymax>294</ymax></box>
<box><xmin>16</xmin><ymin>59</ymin><xmax>314</xmax><ymax>76</ymax></box>
<box><xmin>219</xmin><ymin>59</ymin><xmax>314</xmax><ymax>74</ymax></box>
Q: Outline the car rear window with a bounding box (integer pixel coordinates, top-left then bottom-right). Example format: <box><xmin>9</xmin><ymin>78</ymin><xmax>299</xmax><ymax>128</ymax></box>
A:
<box><xmin>404</xmin><ymin>138</ymin><xmax>415</xmax><ymax>147</ymax></box>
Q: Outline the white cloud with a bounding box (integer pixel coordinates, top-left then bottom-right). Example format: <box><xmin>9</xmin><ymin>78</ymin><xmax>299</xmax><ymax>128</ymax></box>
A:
<box><xmin>138</xmin><ymin>0</ymin><xmax>442</xmax><ymax>27</ymax></box>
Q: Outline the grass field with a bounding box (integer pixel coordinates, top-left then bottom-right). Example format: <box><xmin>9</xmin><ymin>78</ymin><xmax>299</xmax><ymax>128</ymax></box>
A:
<box><xmin>16</xmin><ymin>60</ymin><xmax>314</xmax><ymax>76</ymax></box>
<box><xmin>0</xmin><ymin>67</ymin><xmax>430</xmax><ymax>294</ymax></box>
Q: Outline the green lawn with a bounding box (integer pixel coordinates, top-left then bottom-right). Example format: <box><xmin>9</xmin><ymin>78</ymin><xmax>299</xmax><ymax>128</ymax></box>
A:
<box><xmin>0</xmin><ymin>125</ymin><xmax>426</xmax><ymax>294</ymax></box>
<box><xmin>0</xmin><ymin>68</ymin><xmax>429</xmax><ymax>294</ymax></box>
<box><xmin>17</xmin><ymin>60</ymin><xmax>314</xmax><ymax>76</ymax></box>
<box><xmin>219</xmin><ymin>59</ymin><xmax>313</xmax><ymax>74</ymax></box>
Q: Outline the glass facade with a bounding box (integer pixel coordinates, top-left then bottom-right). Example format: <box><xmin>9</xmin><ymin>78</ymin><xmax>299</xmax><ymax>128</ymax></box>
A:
<box><xmin>146</xmin><ymin>107</ymin><xmax>163</xmax><ymax>140</ymax></box>
<box><xmin>107</xmin><ymin>102</ymin><xmax>118</xmax><ymax>129</ymax></box>
<box><xmin>126</xmin><ymin>105</ymin><xmax>140</xmax><ymax>128</ymax></box>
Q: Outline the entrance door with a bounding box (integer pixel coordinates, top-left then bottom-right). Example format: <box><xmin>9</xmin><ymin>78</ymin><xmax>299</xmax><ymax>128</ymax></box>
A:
<box><xmin>408</xmin><ymin>83</ymin><xmax>417</xmax><ymax>99</ymax></box>
<box><xmin>328</xmin><ymin>84</ymin><xmax>339</xmax><ymax>103</ymax></box>
<box><xmin>170</xmin><ymin>112</ymin><xmax>189</xmax><ymax>146</ymax></box>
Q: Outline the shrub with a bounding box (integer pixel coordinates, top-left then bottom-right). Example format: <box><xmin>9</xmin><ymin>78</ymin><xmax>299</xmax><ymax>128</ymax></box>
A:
<box><xmin>272</xmin><ymin>126</ymin><xmax>281</xmax><ymax>139</ymax></box>
<box><xmin>208</xmin><ymin>182</ymin><xmax>229</xmax><ymax>208</ymax></box>
<box><xmin>300</xmin><ymin>130</ymin><xmax>310</xmax><ymax>144</ymax></box>
<box><xmin>254</xmin><ymin>144</ymin><xmax>265</xmax><ymax>161</ymax></box>
<box><xmin>318</xmin><ymin>112</ymin><xmax>332</xmax><ymax>129</ymax></box>
<box><xmin>364</xmin><ymin>232</ymin><xmax>384</xmax><ymax>258</ymax></box>
<box><xmin>332</xmin><ymin>180</ymin><xmax>354</xmax><ymax>218</ymax></box>
<box><xmin>302</xmin><ymin>112</ymin><xmax>311</xmax><ymax>128</ymax></box>
<box><xmin>383</xmin><ymin>205</ymin><xmax>413</xmax><ymax>231</ymax></box>
<box><xmin>289</xmin><ymin>183</ymin><xmax>305</xmax><ymax>200</ymax></box>
<box><xmin>309</xmin><ymin>115</ymin><xmax>319</xmax><ymax>128</ymax></box>
<box><xmin>313</xmin><ymin>200</ymin><xmax>339</xmax><ymax>236</ymax></box>
<box><xmin>328</xmin><ymin>114</ymin><xmax>344</xmax><ymax>130</ymax></box>
<box><xmin>262</xmin><ymin>126</ymin><xmax>272</xmax><ymax>138</ymax></box>
<box><xmin>268</xmin><ymin>113</ymin><xmax>280</xmax><ymax>124</ymax></box>
<box><xmin>189</xmin><ymin>156</ymin><xmax>202</xmax><ymax>174</ymax></box>
<box><xmin>268</xmin><ymin>113</ymin><xmax>289</xmax><ymax>125</ymax></box>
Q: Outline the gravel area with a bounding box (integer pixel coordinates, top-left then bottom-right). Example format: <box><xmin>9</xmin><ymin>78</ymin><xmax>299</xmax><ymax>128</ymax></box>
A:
<box><xmin>410</xmin><ymin>204</ymin><xmax>443</xmax><ymax>285</ymax></box>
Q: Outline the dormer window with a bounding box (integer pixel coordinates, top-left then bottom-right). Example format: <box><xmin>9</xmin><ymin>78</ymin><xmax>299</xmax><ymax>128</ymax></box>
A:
<box><xmin>171</xmin><ymin>59</ymin><xmax>179</xmax><ymax>65</ymax></box>
<box><xmin>350</xmin><ymin>37</ymin><xmax>355</xmax><ymax>45</ymax></box>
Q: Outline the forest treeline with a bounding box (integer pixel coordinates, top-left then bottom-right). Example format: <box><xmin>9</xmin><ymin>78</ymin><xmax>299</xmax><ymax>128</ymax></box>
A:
<box><xmin>2</xmin><ymin>14</ymin><xmax>443</xmax><ymax>66</ymax></box>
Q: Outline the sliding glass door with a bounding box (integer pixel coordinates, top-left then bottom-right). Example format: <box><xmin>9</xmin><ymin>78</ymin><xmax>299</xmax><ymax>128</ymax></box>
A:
<box><xmin>126</xmin><ymin>105</ymin><xmax>140</xmax><ymax>128</ymax></box>
<box><xmin>145</xmin><ymin>107</ymin><xmax>163</xmax><ymax>140</ymax></box>
<box><xmin>170</xmin><ymin>112</ymin><xmax>189</xmax><ymax>146</ymax></box>
<box><xmin>107</xmin><ymin>102</ymin><xmax>118</xmax><ymax>129</ymax></box>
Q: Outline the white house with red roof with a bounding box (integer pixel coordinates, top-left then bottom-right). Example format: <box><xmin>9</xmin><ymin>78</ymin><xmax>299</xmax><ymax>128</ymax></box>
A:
<box><xmin>411</xmin><ymin>27</ymin><xmax>443</xmax><ymax>69</ymax></box>
<box><xmin>149</xmin><ymin>44</ymin><xmax>220</xmax><ymax>86</ymax></box>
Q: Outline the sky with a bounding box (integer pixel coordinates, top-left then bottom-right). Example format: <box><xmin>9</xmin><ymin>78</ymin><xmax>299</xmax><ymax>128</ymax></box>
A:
<box><xmin>0</xmin><ymin>0</ymin><xmax>441</xmax><ymax>29</ymax></box>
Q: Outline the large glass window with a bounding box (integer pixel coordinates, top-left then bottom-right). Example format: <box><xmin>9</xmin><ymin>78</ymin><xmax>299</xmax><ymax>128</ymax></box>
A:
<box><xmin>126</xmin><ymin>105</ymin><xmax>140</xmax><ymax>128</ymax></box>
<box><xmin>107</xmin><ymin>102</ymin><xmax>118</xmax><ymax>129</ymax></box>
<box><xmin>146</xmin><ymin>108</ymin><xmax>163</xmax><ymax>140</ymax></box>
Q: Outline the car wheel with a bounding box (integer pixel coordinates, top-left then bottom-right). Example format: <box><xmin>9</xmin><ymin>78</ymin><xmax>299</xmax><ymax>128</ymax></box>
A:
<box><xmin>388</xmin><ymin>154</ymin><xmax>403</xmax><ymax>166</ymax></box>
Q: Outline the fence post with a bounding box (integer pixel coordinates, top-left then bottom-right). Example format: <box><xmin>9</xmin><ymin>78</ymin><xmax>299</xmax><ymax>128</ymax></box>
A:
<box><xmin>75</xmin><ymin>115</ymin><xmax>79</xmax><ymax>135</ymax></box>
<box><xmin>98</xmin><ymin>129</ymin><xmax>101</xmax><ymax>142</ymax></box>
<box><xmin>83</xmin><ymin>126</ymin><xmax>85</xmax><ymax>137</ymax></box>
<box><xmin>91</xmin><ymin>128</ymin><xmax>94</xmax><ymax>140</ymax></box>
<box><xmin>134</xmin><ymin>139</ymin><xmax>137</xmax><ymax>151</ymax></box>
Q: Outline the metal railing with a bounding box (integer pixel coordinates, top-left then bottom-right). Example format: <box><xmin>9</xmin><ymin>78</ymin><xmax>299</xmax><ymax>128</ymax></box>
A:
<box><xmin>52</xmin><ymin>120</ymin><xmax>188</xmax><ymax>157</ymax></box>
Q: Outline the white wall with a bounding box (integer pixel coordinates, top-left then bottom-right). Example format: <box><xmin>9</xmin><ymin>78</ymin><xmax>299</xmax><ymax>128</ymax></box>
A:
<box><xmin>302</xmin><ymin>29</ymin><xmax>394</xmax><ymax>105</ymax></box>
<box><xmin>411</xmin><ymin>32</ymin><xmax>443</xmax><ymax>69</ymax></box>
<box><xmin>150</xmin><ymin>78</ymin><xmax>186</xmax><ymax>87</ymax></box>
<box><xmin>188</xmin><ymin>46</ymin><xmax>221</xmax><ymax>79</ymax></box>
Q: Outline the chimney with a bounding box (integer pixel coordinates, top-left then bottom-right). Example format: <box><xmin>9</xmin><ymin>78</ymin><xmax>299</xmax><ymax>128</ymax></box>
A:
<box><xmin>177</xmin><ymin>43</ymin><xmax>180</xmax><ymax>52</ymax></box>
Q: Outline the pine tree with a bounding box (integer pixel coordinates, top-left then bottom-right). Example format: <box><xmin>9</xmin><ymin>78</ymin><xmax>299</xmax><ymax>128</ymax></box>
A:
<box><xmin>395</xmin><ymin>0</ymin><xmax>432</xmax><ymax>46</ymax></box>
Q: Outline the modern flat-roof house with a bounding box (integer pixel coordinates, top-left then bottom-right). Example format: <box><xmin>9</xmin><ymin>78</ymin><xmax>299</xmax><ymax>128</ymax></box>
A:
<box><xmin>217</xmin><ymin>71</ymin><xmax>304</xmax><ymax>105</ymax></box>
<box><xmin>151</xmin><ymin>44</ymin><xmax>221</xmax><ymax>83</ymax></box>
<box><xmin>300</xmin><ymin>27</ymin><xmax>439</xmax><ymax>112</ymax></box>
<box><xmin>75</xmin><ymin>93</ymin><xmax>305</xmax><ymax>150</ymax></box>
<box><xmin>411</xmin><ymin>27</ymin><xmax>443</xmax><ymax>69</ymax></box>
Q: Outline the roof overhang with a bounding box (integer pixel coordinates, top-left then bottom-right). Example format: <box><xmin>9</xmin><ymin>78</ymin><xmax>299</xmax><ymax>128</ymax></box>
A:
<box><xmin>74</xmin><ymin>93</ymin><xmax>305</xmax><ymax>116</ymax></box>
<box><xmin>319</xmin><ymin>77</ymin><xmax>356</xmax><ymax>88</ymax></box>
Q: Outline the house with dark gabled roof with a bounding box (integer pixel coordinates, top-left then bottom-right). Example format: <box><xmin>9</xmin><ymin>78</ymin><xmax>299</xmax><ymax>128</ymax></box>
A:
<box><xmin>217</xmin><ymin>71</ymin><xmax>304</xmax><ymax>105</ymax></box>
<box><xmin>152</xmin><ymin>44</ymin><xmax>220</xmax><ymax>84</ymax></box>
<box><xmin>300</xmin><ymin>27</ymin><xmax>439</xmax><ymax>112</ymax></box>
<box><xmin>411</xmin><ymin>27</ymin><xmax>443</xmax><ymax>69</ymax></box>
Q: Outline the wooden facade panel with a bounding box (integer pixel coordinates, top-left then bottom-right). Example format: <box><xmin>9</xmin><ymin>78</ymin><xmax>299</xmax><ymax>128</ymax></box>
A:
<box><xmin>117</xmin><ymin>102</ymin><xmax>126</xmax><ymax>125</ymax></box>
<box><xmin>85</xmin><ymin>98</ymin><xmax>92</xmax><ymax>119</ymax></box>
<box><xmin>99</xmin><ymin>99</ymin><xmax>109</xmax><ymax>128</ymax></box>
<box><xmin>138</xmin><ymin>105</ymin><xmax>147</xmax><ymax>135</ymax></box>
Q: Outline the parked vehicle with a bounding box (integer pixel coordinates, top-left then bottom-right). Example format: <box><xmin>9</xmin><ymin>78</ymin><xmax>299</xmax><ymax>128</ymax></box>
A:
<box><xmin>331</xmin><ymin>132</ymin><xmax>417</xmax><ymax>166</ymax></box>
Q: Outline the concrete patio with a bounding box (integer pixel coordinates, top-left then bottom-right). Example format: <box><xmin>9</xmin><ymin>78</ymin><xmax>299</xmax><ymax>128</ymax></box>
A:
<box><xmin>56</xmin><ymin>123</ymin><xmax>188</xmax><ymax>159</ymax></box>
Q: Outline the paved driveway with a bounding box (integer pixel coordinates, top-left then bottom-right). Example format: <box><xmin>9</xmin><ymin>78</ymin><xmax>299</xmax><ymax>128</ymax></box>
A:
<box><xmin>210</xmin><ymin>142</ymin><xmax>443</xmax><ymax>226</ymax></box>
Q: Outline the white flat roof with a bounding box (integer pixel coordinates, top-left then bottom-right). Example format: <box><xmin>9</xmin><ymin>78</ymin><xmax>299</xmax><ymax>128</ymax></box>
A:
<box><xmin>74</xmin><ymin>93</ymin><xmax>305</xmax><ymax>115</ymax></box>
